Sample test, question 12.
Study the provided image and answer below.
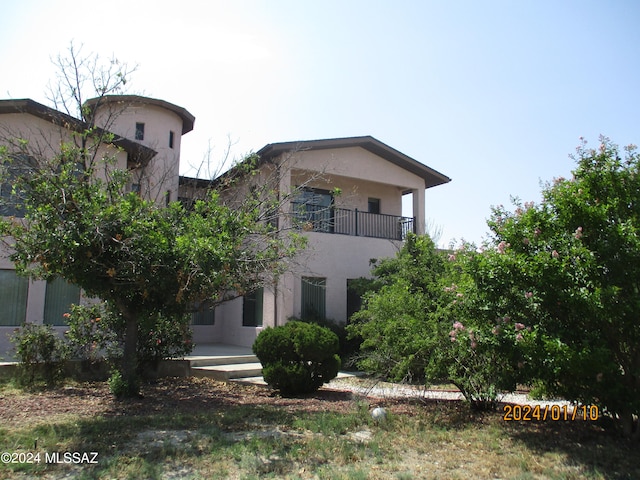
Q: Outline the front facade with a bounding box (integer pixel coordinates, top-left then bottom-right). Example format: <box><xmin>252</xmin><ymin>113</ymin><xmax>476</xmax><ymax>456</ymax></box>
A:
<box><xmin>181</xmin><ymin>137</ymin><xmax>450</xmax><ymax>347</ymax></box>
<box><xmin>0</xmin><ymin>94</ymin><xmax>450</xmax><ymax>357</ymax></box>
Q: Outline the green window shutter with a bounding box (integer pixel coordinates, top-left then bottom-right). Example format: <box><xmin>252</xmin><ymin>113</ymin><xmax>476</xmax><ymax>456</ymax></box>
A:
<box><xmin>0</xmin><ymin>269</ymin><xmax>28</xmax><ymax>326</ymax></box>
<box><xmin>243</xmin><ymin>288</ymin><xmax>264</xmax><ymax>327</ymax></box>
<box><xmin>301</xmin><ymin>277</ymin><xmax>326</xmax><ymax>320</ymax></box>
<box><xmin>43</xmin><ymin>277</ymin><xmax>81</xmax><ymax>326</ymax></box>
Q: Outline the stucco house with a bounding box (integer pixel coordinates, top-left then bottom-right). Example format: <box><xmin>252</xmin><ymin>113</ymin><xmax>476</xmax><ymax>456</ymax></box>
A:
<box><xmin>0</xmin><ymin>94</ymin><xmax>450</xmax><ymax>357</ymax></box>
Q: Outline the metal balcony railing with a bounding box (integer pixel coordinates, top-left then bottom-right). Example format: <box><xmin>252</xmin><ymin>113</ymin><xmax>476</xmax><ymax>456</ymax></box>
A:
<box><xmin>292</xmin><ymin>202</ymin><xmax>415</xmax><ymax>240</ymax></box>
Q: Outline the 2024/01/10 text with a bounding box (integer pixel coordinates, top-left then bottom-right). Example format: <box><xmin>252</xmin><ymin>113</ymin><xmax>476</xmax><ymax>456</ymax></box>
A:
<box><xmin>503</xmin><ymin>404</ymin><xmax>599</xmax><ymax>421</ymax></box>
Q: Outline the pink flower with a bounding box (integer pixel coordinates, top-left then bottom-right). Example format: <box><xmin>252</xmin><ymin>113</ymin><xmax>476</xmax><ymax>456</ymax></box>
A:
<box><xmin>470</xmin><ymin>341</ymin><xmax>478</xmax><ymax>349</ymax></box>
<box><xmin>525</xmin><ymin>291</ymin><xmax>533</xmax><ymax>299</ymax></box>
<box><xmin>497</xmin><ymin>241</ymin><xmax>510</xmax><ymax>254</ymax></box>
<box><xmin>63</xmin><ymin>313</ymin><xmax>71</xmax><ymax>318</ymax></box>
<box><xmin>574</xmin><ymin>226</ymin><xmax>583</xmax><ymax>239</ymax></box>
<box><xmin>456</xmin><ymin>293</ymin><xmax>463</xmax><ymax>298</ymax></box>
<box><xmin>523</xmin><ymin>237</ymin><xmax>530</xmax><ymax>246</ymax></box>
<box><xmin>516</xmin><ymin>333</ymin><xmax>524</xmax><ymax>342</ymax></box>
<box><xmin>552</xmin><ymin>250</ymin><xmax>559</xmax><ymax>259</ymax></box>
<box><xmin>453</xmin><ymin>321</ymin><xmax>465</xmax><ymax>331</ymax></box>
<box><xmin>448</xmin><ymin>254</ymin><xmax>456</xmax><ymax>262</ymax></box>
<box><xmin>492</xmin><ymin>326</ymin><xmax>501</xmax><ymax>335</ymax></box>
<box><xmin>534</xmin><ymin>228</ymin><xmax>542</xmax><ymax>237</ymax></box>
<box><xmin>450</xmin><ymin>336</ymin><xmax>457</xmax><ymax>342</ymax></box>
<box><xmin>514</xmin><ymin>323</ymin><xmax>526</xmax><ymax>331</ymax></box>
<box><xmin>502</xmin><ymin>316</ymin><xmax>511</xmax><ymax>323</ymax></box>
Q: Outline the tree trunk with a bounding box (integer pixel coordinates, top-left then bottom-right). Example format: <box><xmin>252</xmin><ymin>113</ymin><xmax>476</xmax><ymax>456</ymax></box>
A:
<box><xmin>114</xmin><ymin>300</ymin><xmax>140</xmax><ymax>398</ymax></box>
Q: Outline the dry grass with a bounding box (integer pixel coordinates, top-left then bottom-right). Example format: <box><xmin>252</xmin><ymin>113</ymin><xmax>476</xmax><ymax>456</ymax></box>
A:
<box><xmin>0</xmin><ymin>376</ymin><xmax>638</xmax><ymax>479</ymax></box>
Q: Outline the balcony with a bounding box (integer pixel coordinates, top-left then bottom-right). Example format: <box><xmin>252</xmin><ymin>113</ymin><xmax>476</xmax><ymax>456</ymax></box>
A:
<box><xmin>292</xmin><ymin>202</ymin><xmax>415</xmax><ymax>241</ymax></box>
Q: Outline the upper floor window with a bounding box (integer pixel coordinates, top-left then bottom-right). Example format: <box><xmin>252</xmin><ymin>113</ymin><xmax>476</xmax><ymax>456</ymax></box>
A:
<box><xmin>135</xmin><ymin>122</ymin><xmax>145</xmax><ymax>141</ymax></box>
<box><xmin>169</xmin><ymin>131</ymin><xmax>175</xmax><ymax>149</ymax></box>
<box><xmin>1</xmin><ymin>154</ymin><xmax>36</xmax><ymax>218</ymax></box>
<box><xmin>368</xmin><ymin>198</ymin><xmax>381</xmax><ymax>214</ymax></box>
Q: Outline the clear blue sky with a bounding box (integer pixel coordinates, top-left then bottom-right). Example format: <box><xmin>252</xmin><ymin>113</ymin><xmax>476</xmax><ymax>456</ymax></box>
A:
<box><xmin>2</xmin><ymin>0</ymin><xmax>639</xmax><ymax>247</ymax></box>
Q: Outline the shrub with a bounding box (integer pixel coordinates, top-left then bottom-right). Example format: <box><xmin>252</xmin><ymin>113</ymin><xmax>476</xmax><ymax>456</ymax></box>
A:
<box><xmin>253</xmin><ymin>321</ymin><xmax>341</xmax><ymax>395</ymax></box>
<box><xmin>295</xmin><ymin>316</ymin><xmax>362</xmax><ymax>367</ymax></box>
<box><xmin>63</xmin><ymin>302</ymin><xmax>193</xmax><ymax>378</ymax></box>
<box><xmin>108</xmin><ymin>369</ymin><xmax>139</xmax><ymax>399</ymax></box>
<box><xmin>10</xmin><ymin>323</ymin><xmax>66</xmax><ymax>387</ymax></box>
<box><xmin>64</xmin><ymin>303</ymin><xmax>120</xmax><ymax>363</ymax></box>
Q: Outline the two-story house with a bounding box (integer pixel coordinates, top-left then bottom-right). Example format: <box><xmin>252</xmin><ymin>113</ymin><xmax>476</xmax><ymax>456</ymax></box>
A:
<box><xmin>0</xmin><ymin>94</ymin><xmax>450</xmax><ymax>357</ymax></box>
<box><xmin>179</xmin><ymin>136</ymin><xmax>450</xmax><ymax>348</ymax></box>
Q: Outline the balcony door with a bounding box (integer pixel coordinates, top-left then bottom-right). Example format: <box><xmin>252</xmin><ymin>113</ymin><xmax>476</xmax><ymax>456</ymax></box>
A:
<box><xmin>295</xmin><ymin>188</ymin><xmax>333</xmax><ymax>233</ymax></box>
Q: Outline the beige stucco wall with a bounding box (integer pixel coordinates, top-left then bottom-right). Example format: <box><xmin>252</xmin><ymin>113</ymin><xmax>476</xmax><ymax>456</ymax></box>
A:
<box><xmin>93</xmin><ymin>102</ymin><xmax>184</xmax><ymax>203</ymax></box>
<box><xmin>0</xmin><ymin>105</ymin><xmax>178</xmax><ymax>359</ymax></box>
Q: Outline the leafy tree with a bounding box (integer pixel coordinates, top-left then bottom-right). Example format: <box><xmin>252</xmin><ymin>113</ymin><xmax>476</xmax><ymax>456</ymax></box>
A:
<box><xmin>475</xmin><ymin>136</ymin><xmax>640</xmax><ymax>436</ymax></box>
<box><xmin>348</xmin><ymin>234</ymin><xmax>527</xmax><ymax>409</ymax></box>
<box><xmin>0</xmin><ymin>44</ymin><xmax>304</xmax><ymax>397</ymax></box>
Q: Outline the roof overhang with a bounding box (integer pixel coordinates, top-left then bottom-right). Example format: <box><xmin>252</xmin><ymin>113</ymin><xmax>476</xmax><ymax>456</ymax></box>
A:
<box><xmin>0</xmin><ymin>98</ymin><xmax>157</xmax><ymax>163</ymax></box>
<box><xmin>257</xmin><ymin>135</ymin><xmax>451</xmax><ymax>189</ymax></box>
<box><xmin>84</xmin><ymin>95</ymin><xmax>195</xmax><ymax>135</ymax></box>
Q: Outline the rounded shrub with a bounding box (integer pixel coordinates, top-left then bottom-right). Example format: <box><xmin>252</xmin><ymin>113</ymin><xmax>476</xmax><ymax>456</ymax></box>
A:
<box><xmin>253</xmin><ymin>320</ymin><xmax>341</xmax><ymax>395</ymax></box>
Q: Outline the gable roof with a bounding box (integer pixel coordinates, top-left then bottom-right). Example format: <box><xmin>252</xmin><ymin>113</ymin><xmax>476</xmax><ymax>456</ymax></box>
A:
<box><xmin>0</xmin><ymin>98</ymin><xmax>157</xmax><ymax>163</ymax></box>
<box><xmin>256</xmin><ymin>135</ymin><xmax>451</xmax><ymax>188</ymax></box>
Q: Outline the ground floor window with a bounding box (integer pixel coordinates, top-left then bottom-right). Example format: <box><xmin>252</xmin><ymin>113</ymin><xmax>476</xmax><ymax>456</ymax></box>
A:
<box><xmin>191</xmin><ymin>308</ymin><xmax>215</xmax><ymax>325</ymax></box>
<box><xmin>346</xmin><ymin>279</ymin><xmax>363</xmax><ymax>321</ymax></box>
<box><xmin>243</xmin><ymin>288</ymin><xmax>264</xmax><ymax>327</ymax></box>
<box><xmin>191</xmin><ymin>304</ymin><xmax>216</xmax><ymax>325</ymax></box>
<box><xmin>0</xmin><ymin>269</ymin><xmax>28</xmax><ymax>326</ymax></box>
<box><xmin>301</xmin><ymin>277</ymin><xmax>326</xmax><ymax>320</ymax></box>
<box><xmin>44</xmin><ymin>277</ymin><xmax>81</xmax><ymax>326</ymax></box>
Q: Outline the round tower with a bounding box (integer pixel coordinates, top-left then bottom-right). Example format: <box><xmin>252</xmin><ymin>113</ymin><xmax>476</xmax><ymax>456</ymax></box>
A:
<box><xmin>85</xmin><ymin>95</ymin><xmax>195</xmax><ymax>203</ymax></box>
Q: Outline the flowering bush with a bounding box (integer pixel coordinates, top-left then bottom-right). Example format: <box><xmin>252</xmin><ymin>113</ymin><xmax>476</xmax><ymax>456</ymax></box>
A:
<box><xmin>64</xmin><ymin>303</ymin><xmax>120</xmax><ymax>363</ymax></box>
<box><xmin>478</xmin><ymin>136</ymin><xmax>640</xmax><ymax>436</ymax></box>
<box><xmin>63</xmin><ymin>302</ymin><xmax>193</xmax><ymax>375</ymax></box>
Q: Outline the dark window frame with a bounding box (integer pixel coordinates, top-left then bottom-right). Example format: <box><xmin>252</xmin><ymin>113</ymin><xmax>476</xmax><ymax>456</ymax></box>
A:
<box><xmin>135</xmin><ymin>122</ymin><xmax>145</xmax><ymax>141</ymax></box>
<box><xmin>243</xmin><ymin>288</ymin><xmax>264</xmax><ymax>327</ymax></box>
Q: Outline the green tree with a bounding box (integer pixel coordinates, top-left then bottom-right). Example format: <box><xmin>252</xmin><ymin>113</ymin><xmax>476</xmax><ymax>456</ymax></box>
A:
<box><xmin>349</xmin><ymin>234</ymin><xmax>527</xmax><ymax>409</ymax></box>
<box><xmin>0</xmin><ymin>44</ymin><xmax>304</xmax><ymax>397</ymax></box>
<box><xmin>477</xmin><ymin>136</ymin><xmax>640</xmax><ymax>436</ymax></box>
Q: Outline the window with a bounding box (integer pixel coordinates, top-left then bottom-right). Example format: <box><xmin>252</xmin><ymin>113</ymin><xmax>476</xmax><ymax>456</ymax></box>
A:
<box><xmin>135</xmin><ymin>122</ymin><xmax>145</xmax><ymax>141</ymax></box>
<box><xmin>368</xmin><ymin>198</ymin><xmax>381</xmax><ymax>214</ymax></box>
<box><xmin>191</xmin><ymin>309</ymin><xmax>215</xmax><ymax>325</ymax></box>
<box><xmin>0</xmin><ymin>269</ymin><xmax>28</xmax><ymax>326</ymax></box>
<box><xmin>346</xmin><ymin>279</ymin><xmax>363</xmax><ymax>321</ymax></box>
<box><xmin>1</xmin><ymin>154</ymin><xmax>36</xmax><ymax>218</ymax></box>
<box><xmin>293</xmin><ymin>188</ymin><xmax>333</xmax><ymax>233</ymax></box>
<box><xmin>169</xmin><ymin>131</ymin><xmax>175</xmax><ymax>149</ymax></box>
<box><xmin>44</xmin><ymin>277</ymin><xmax>81</xmax><ymax>326</ymax></box>
<box><xmin>301</xmin><ymin>277</ymin><xmax>326</xmax><ymax>320</ymax></box>
<box><xmin>243</xmin><ymin>288</ymin><xmax>264</xmax><ymax>327</ymax></box>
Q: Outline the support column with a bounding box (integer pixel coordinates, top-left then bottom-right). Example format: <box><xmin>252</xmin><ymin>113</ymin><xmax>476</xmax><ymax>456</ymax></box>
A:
<box><xmin>412</xmin><ymin>187</ymin><xmax>425</xmax><ymax>235</ymax></box>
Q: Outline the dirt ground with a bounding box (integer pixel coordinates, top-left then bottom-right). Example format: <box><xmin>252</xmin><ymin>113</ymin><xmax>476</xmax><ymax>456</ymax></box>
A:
<box><xmin>0</xmin><ymin>376</ymin><xmax>428</xmax><ymax>429</ymax></box>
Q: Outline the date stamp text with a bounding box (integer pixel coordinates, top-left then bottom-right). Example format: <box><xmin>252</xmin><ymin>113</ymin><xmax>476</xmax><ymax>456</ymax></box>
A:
<box><xmin>503</xmin><ymin>404</ymin><xmax>599</xmax><ymax>421</ymax></box>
